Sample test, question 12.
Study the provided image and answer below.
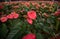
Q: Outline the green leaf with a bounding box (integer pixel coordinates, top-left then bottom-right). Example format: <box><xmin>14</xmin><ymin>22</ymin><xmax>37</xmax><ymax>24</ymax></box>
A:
<box><xmin>23</xmin><ymin>6</ymin><xmax>29</xmax><ymax>11</ymax></box>
<box><xmin>6</xmin><ymin>20</ymin><xmax>22</xmax><ymax>39</ymax></box>
<box><xmin>6</xmin><ymin>30</ymin><xmax>19</xmax><ymax>39</ymax></box>
<box><xmin>36</xmin><ymin>33</ymin><xmax>44</xmax><ymax>39</ymax></box>
<box><xmin>55</xmin><ymin>20</ymin><xmax>60</xmax><ymax>32</ymax></box>
<box><xmin>46</xmin><ymin>17</ymin><xmax>55</xmax><ymax>24</ymax></box>
<box><xmin>39</xmin><ymin>7</ymin><xmax>44</xmax><ymax>13</ymax></box>
<box><xmin>1</xmin><ymin>24</ymin><xmax>8</xmax><ymax>38</ymax></box>
<box><xmin>43</xmin><ymin>27</ymin><xmax>49</xmax><ymax>33</ymax></box>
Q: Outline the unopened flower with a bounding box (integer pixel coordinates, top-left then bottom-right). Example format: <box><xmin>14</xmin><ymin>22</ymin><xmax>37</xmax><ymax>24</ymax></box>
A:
<box><xmin>43</xmin><ymin>13</ymin><xmax>50</xmax><ymax>17</ymax></box>
<box><xmin>13</xmin><ymin>6</ymin><xmax>19</xmax><ymax>8</ymax></box>
<box><xmin>23</xmin><ymin>15</ymin><xmax>27</xmax><ymax>18</ymax></box>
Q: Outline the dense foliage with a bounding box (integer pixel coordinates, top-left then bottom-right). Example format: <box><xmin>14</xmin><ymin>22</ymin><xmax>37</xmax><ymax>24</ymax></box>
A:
<box><xmin>0</xmin><ymin>1</ymin><xmax>60</xmax><ymax>39</ymax></box>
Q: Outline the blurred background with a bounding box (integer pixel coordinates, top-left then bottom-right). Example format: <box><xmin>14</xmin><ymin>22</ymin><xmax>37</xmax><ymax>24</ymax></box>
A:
<box><xmin>0</xmin><ymin>0</ymin><xmax>59</xmax><ymax>2</ymax></box>
<box><xmin>0</xmin><ymin>0</ymin><xmax>59</xmax><ymax>6</ymax></box>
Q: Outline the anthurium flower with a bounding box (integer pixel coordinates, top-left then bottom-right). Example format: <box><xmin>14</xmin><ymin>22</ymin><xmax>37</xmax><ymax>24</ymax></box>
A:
<box><xmin>27</xmin><ymin>10</ymin><xmax>37</xmax><ymax>20</ymax></box>
<box><xmin>43</xmin><ymin>13</ymin><xmax>50</xmax><ymax>17</ymax></box>
<box><xmin>32</xmin><ymin>2</ymin><xmax>37</xmax><ymax>6</ymax></box>
<box><xmin>0</xmin><ymin>5</ymin><xmax>3</xmax><ymax>9</ymax></box>
<box><xmin>27</xmin><ymin>18</ymin><xmax>33</xmax><ymax>24</ymax></box>
<box><xmin>41</xmin><ymin>3</ymin><xmax>45</xmax><ymax>7</ymax></box>
<box><xmin>13</xmin><ymin>6</ymin><xmax>19</xmax><ymax>8</ymax></box>
<box><xmin>7</xmin><ymin>12</ymin><xmax>19</xmax><ymax>19</ymax></box>
<box><xmin>54</xmin><ymin>10</ymin><xmax>60</xmax><ymax>16</ymax></box>
<box><xmin>25</xmin><ymin>2</ymin><xmax>30</xmax><ymax>7</ymax></box>
<box><xmin>7</xmin><ymin>14</ymin><xmax>14</xmax><ymax>19</ymax></box>
<box><xmin>22</xmin><ymin>33</ymin><xmax>36</xmax><ymax>39</ymax></box>
<box><xmin>13</xmin><ymin>13</ymin><xmax>19</xmax><ymax>19</ymax></box>
<box><xmin>0</xmin><ymin>16</ymin><xmax>8</xmax><ymax>22</ymax></box>
<box><xmin>49</xmin><ymin>2</ymin><xmax>54</xmax><ymax>5</ymax></box>
<box><xmin>35</xmin><ymin>4</ymin><xmax>40</xmax><ymax>9</ymax></box>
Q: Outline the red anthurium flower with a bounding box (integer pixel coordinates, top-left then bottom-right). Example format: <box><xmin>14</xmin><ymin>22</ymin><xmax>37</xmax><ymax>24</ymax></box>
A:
<box><xmin>11</xmin><ymin>12</ymin><xmax>19</xmax><ymax>19</ymax></box>
<box><xmin>27</xmin><ymin>10</ymin><xmax>37</xmax><ymax>20</ymax></box>
<box><xmin>7</xmin><ymin>14</ymin><xmax>13</xmax><ymax>19</ymax></box>
<box><xmin>54</xmin><ymin>10</ymin><xmax>60</xmax><ymax>16</ymax></box>
<box><xmin>13</xmin><ymin>6</ymin><xmax>19</xmax><ymax>8</ymax></box>
<box><xmin>49</xmin><ymin>2</ymin><xmax>54</xmax><ymax>5</ymax></box>
<box><xmin>22</xmin><ymin>33</ymin><xmax>36</xmax><ymax>39</ymax></box>
<box><xmin>0</xmin><ymin>5</ymin><xmax>3</xmax><ymax>9</ymax></box>
<box><xmin>27</xmin><ymin>18</ymin><xmax>33</xmax><ymax>24</ymax></box>
<box><xmin>35</xmin><ymin>4</ymin><xmax>40</xmax><ymax>9</ymax></box>
<box><xmin>32</xmin><ymin>2</ymin><xmax>37</xmax><ymax>6</ymax></box>
<box><xmin>43</xmin><ymin>13</ymin><xmax>49</xmax><ymax>17</ymax></box>
<box><xmin>7</xmin><ymin>12</ymin><xmax>19</xmax><ymax>19</ymax></box>
<box><xmin>13</xmin><ymin>13</ymin><xmax>19</xmax><ymax>19</ymax></box>
<box><xmin>25</xmin><ymin>2</ymin><xmax>30</xmax><ymax>7</ymax></box>
<box><xmin>0</xmin><ymin>16</ymin><xmax>8</xmax><ymax>22</ymax></box>
<box><xmin>41</xmin><ymin>3</ymin><xmax>45</xmax><ymax>7</ymax></box>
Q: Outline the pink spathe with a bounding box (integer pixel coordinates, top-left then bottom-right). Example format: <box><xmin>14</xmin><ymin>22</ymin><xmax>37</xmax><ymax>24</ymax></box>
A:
<box><xmin>27</xmin><ymin>10</ymin><xmax>37</xmax><ymax>20</ymax></box>
<box><xmin>7</xmin><ymin>12</ymin><xmax>19</xmax><ymax>19</ymax></box>
<box><xmin>0</xmin><ymin>16</ymin><xmax>8</xmax><ymax>22</ymax></box>
<box><xmin>22</xmin><ymin>33</ymin><xmax>36</xmax><ymax>39</ymax></box>
<box><xmin>27</xmin><ymin>18</ymin><xmax>33</xmax><ymax>24</ymax></box>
